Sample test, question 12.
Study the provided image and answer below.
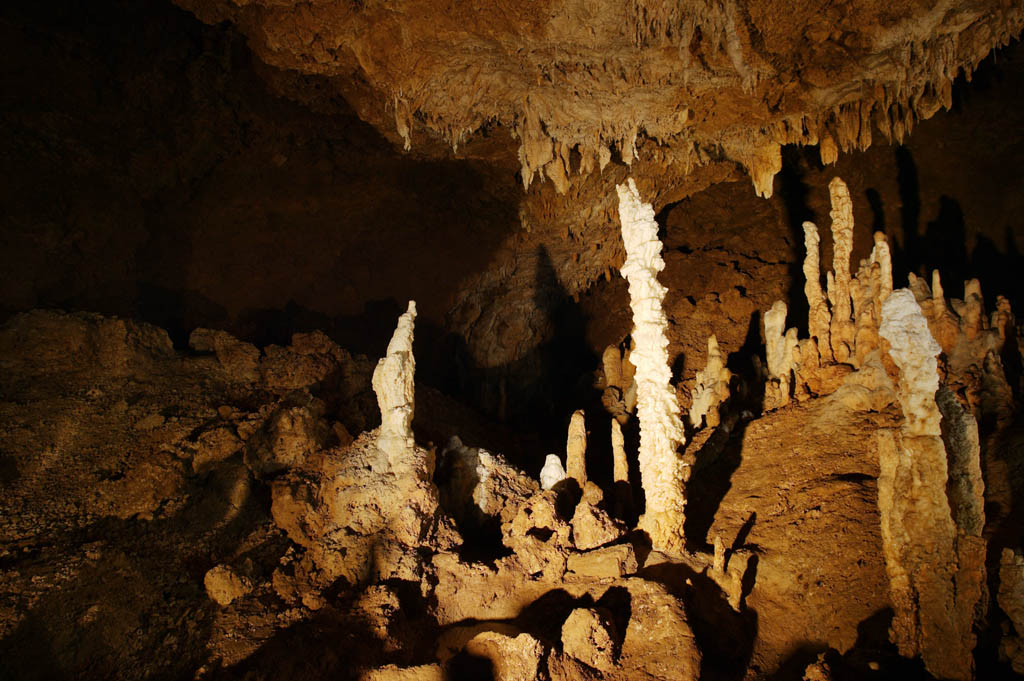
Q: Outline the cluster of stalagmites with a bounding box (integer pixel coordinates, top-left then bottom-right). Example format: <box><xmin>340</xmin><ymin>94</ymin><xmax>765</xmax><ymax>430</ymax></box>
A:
<box><xmin>743</xmin><ymin>176</ymin><xmax>1016</xmax><ymax>680</ymax></box>
<box><xmin>259</xmin><ymin>292</ymin><xmax>702</xmax><ymax>680</ymax></box>
<box><xmin>181</xmin><ymin>176</ymin><xmax>1024</xmax><ymax>679</ymax></box>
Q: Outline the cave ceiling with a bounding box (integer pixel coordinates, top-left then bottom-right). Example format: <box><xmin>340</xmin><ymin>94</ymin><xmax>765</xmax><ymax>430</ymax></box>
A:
<box><xmin>178</xmin><ymin>0</ymin><xmax>1023</xmax><ymax>196</ymax></box>
<box><xmin>173</xmin><ymin>0</ymin><xmax>1024</xmax><ymax>369</ymax></box>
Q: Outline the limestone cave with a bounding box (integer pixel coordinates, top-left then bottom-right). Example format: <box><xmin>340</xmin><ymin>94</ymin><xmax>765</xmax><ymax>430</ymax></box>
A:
<box><xmin>2</xmin><ymin>1</ymin><xmax>1024</xmax><ymax>679</ymax></box>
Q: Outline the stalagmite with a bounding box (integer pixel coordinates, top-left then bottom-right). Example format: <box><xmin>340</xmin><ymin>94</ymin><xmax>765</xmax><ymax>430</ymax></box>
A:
<box><xmin>876</xmin><ymin>289</ymin><xmax>985</xmax><ymax>681</ymax></box>
<box><xmin>871</xmin><ymin>232</ymin><xmax>893</xmax><ymax>303</ymax></box>
<box><xmin>764</xmin><ymin>301</ymin><xmax>798</xmax><ymax>410</ymax></box>
<box><xmin>616</xmin><ymin>178</ymin><xmax>688</xmax><ymax>553</ymax></box>
<box><xmin>826</xmin><ymin>177</ymin><xmax>856</xmax><ymax>363</ymax></box>
<box><xmin>611</xmin><ymin>418</ymin><xmax>634</xmax><ymax>520</ymax></box>
<box><xmin>802</xmin><ymin>221</ymin><xmax>832</xmax><ymax>361</ymax></box>
<box><xmin>372</xmin><ymin>301</ymin><xmax>418</xmax><ymax>470</ymax></box>
<box><xmin>689</xmin><ymin>334</ymin><xmax>732</xmax><ymax>429</ymax></box>
<box><xmin>565</xmin><ymin>410</ymin><xmax>588</xmax><ymax>486</ymax></box>
<box><xmin>611</xmin><ymin>419</ymin><xmax>628</xmax><ymax>485</ymax></box>
<box><xmin>879</xmin><ymin>290</ymin><xmax>942</xmax><ymax>437</ymax></box>
<box><xmin>540</xmin><ymin>454</ymin><xmax>566</xmax><ymax>491</ymax></box>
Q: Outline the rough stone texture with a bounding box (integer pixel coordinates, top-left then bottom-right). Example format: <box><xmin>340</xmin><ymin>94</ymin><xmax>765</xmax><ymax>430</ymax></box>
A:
<box><xmin>464</xmin><ymin>631</ymin><xmax>544</xmax><ymax>681</ymax></box>
<box><xmin>688</xmin><ymin>334</ymin><xmax>731</xmax><ymax>429</ymax></box>
<box><xmin>360</xmin><ymin>665</ymin><xmax>443</xmax><ymax>681</ymax></box>
<box><xmin>373</xmin><ymin>301</ymin><xmax>418</xmax><ymax>466</ymax></box>
<box><xmin>999</xmin><ymin>548</ymin><xmax>1024</xmax><ymax>675</ymax></box>
<box><xmin>562</xmin><ymin>607</ymin><xmax>618</xmax><ymax>672</ymax></box>
<box><xmin>566</xmin><ymin>409</ymin><xmax>588</xmax><ymax>485</ymax></box>
<box><xmin>567</xmin><ymin>544</ymin><xmax>639</xmax><ymax>580</ymax></box>
<box><xmin>203</xmin><ymin>565</ymin><xmax>252</xmax><ymax>607</ymax></box>
<box><xmin>571</xmin><ymin>501</ymin><xmax>626</xmax><ymax>551</ymax></box>
<box><xmin>437</xmin><ymin>436</ymin><xmax>540</xmax><ymax>531</ymax></box>
<box><xmin>707</xmin><ymin>380</ymin><xmax>900</xmax><ymax>674</ymax></box>
<box><xmin>876</xmin><ymin>290</ymin><xmax>986</xmax><ymax>681</ymax></box>
<box><xmin>173</xmin><ymin>0</ymin><xmax>1024</xmax><ymax>203</ymax></box>
<box><xmin>616</xmin><ymin>178</ymin><xmax>688</xmax><ymax>553</ymax></box>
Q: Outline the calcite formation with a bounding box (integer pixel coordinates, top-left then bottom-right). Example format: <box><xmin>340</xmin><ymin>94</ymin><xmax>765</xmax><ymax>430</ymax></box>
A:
<box><xmin>616</xmin><ymin>178</ymin><xmax>689</xmax><ymax>552</ymax></box>
<box><xmin>372</xmin><ymin>301</ymin><xmax>419</xmax><ymax>469</ymax></box>
<box><xmin>539</xmin><ymin>453</ymin><xmax>567</xmax><ymax>491</ymax></box>
<box><xmin>565</xmin><ymin>409</ymin><xmax>588</xmax><ymax>485</ymax></box>
<box><xmin>689</xmin><ymin>334</ymin><xmax>732</xmax><ymax>429</ymax></box>
<box><xmin>601</xmin><ymin>343</ymin><xmax>638</xmax><ymax>424</ymax></box>
<box><xmin>763</xmin><ymin>301</ymin><xmax>799</xmax><ymax>410</ymax></box>
<box><xmin>876</xmin><ymin>289</ymin><xmax>986</xmax><ymax>681</ymax></box>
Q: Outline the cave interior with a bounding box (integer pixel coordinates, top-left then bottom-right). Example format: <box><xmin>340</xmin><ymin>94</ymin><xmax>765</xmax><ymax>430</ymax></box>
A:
<box><xmin>2</xmin><ymin>1</ymin><xmax>1024</xmax><ymax>680</ymax></box>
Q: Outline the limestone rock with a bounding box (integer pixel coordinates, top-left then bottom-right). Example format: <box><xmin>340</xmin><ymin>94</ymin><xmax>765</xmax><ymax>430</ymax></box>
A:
<box><xmin>437</xmin><ymin>436</ymin><xmax>539</xmax><ymax>530</ymax></box>
<box><xmin>464</xmin><ymin>631</ymin><xmax>544</xmax><ymax>681</ymax></box>
<box><xmin>878</xmin><ymin>289</ymin><xmax>942</xmax><ymax>437</ymax></box>
<box><xmin>360</xmin><ymin>665</ymin><xmax>443</xmax><ymax>681</ymax></box>
<box><xmin>502</xmin><ymin>490</ymin><xmax>573</xmax><ymax>578</ymax></box>
<box><xmin>191</xmin><ymin>425</ymin><xmax>243</xmax><ymax>470</ymax></box>
<box><xmin>562</xmin><ymin>607</ymin><xmax>617</xmax><ymax>672</ymax></box>
<box><xmin>571</xmin><ymin>500</ymin><xmax>626</xmax><ymax>551</ymax></box>
<box><xmin>826</xmin><ymin>177</ymin><xmax>856</xmax><ymax>363</ymax></box>
<box><xmin>270</xmin><ymin>424</ymin><xmax>453</xmax><ymax>595</ymax></box>
<box><xmin>874</xmin><ymin>340</ymin><xmax>986</xmax><ymax>681</ymax></box>
<box><xmin>246</xmin><ymin>391</ymin><xmax>329</xmax><ymax>476</ymax></box>
<box><xmin>801</xmin><ymin>221</ymin><xmax>831</xmax><ymax>361</ymax></box>
<box><xmin>189</xmin><ymin>327</ymin><xmax>260</xmax><ymax>382</ymax></box>
<box><xmin>764</xmin><ymin>301</ymin><xmax>798</xmax><ymax>410</ymax></box>
<box><xmin>999</xmin><ymin>548</ymin><xmax>1024</xmax><ymax>674</ymax></box>
<box><xmin>203</xmin><ymin>565</ymin><xmax>252</xmax><ymax>607</ymax></box>
<box><xmin>566</xmin><ymin>544</ymin><xmax>639</xmax><ymax>579</ymax></box>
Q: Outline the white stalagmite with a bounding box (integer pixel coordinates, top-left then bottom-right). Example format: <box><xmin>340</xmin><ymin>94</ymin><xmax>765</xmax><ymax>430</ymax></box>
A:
<box><xmin>878</xmin><ymin>290</ymin><xmax>942</xmax><ymax>437</ymax></box>
<box><xmin>372</xmin><ymin>301</ymin><xmax>418</xmax><ymax>468</ymax></box>
<box><xmin>616</xmin><ymin>178</ymin><xmax>688</xmax><ymax>552</ymax></box>
<box><xmin>876</xmin><ymin>288</ymin><xmax>985</xmax><ymax>680</ymax></box>
<box><xmin>764</xmin><ymin>301</ymin><xmax>798</xmax><ymax>409</ymax></box>
<box><xmin>540</xmin><ymin>454</ymin><xmax>566</xmax><ymax>491</ymax></box>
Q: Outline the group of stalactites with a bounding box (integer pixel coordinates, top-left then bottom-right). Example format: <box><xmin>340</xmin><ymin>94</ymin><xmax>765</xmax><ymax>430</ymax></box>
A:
<box><xmin>761</xmin><ymin>176</ymin><xmax>1014</xmax><ymax>419</ymax></box>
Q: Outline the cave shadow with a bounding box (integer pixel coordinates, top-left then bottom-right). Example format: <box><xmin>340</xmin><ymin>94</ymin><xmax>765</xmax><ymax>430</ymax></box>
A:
<box><xmin>775</xmin><ymin>145</ymin><xmax>817</xmax><ymax>335</ymax></box>
<box><xmin>766</xmin><ymin>608</ymin><xmax>932</xmax><ymax>681</ymax></box>
<box><xmin>512</xmin><ymin>584</ymin><xmax>633</xmax><ymax>657</ymax></box>
<box><xmin>205</xmin><ymin>576</ymin><xmax>443</xmax><ymax>681</ymax></box>
<box><xmin>895</xmin><ymin>145</ymin><xmax>922</xmax><ymax>281</ymax></box>
<box><xmin>639</xmin><ymin>560</ymin><xmax>758</xmax><ymax>681</ymax></box>
<box><xmin>685</xmin><ymin>311</ymin><xmax>766</xmax><ymax>550</ymax></box>
<box><xmin>431</xmin><ymin>245</ymin><xmax>601</xmax><ymax>476</ymax></box>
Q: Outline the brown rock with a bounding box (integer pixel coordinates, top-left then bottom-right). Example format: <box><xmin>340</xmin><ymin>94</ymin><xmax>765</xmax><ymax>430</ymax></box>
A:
<box><xmin>566</xmin><ymin>545</ymin><xmax>638</xmax><ymax>579</ymax></box>
<box><xmin>204</xmin><ymin>565</ymin><xmax>252</xmax><ymax>606</ymax></box>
